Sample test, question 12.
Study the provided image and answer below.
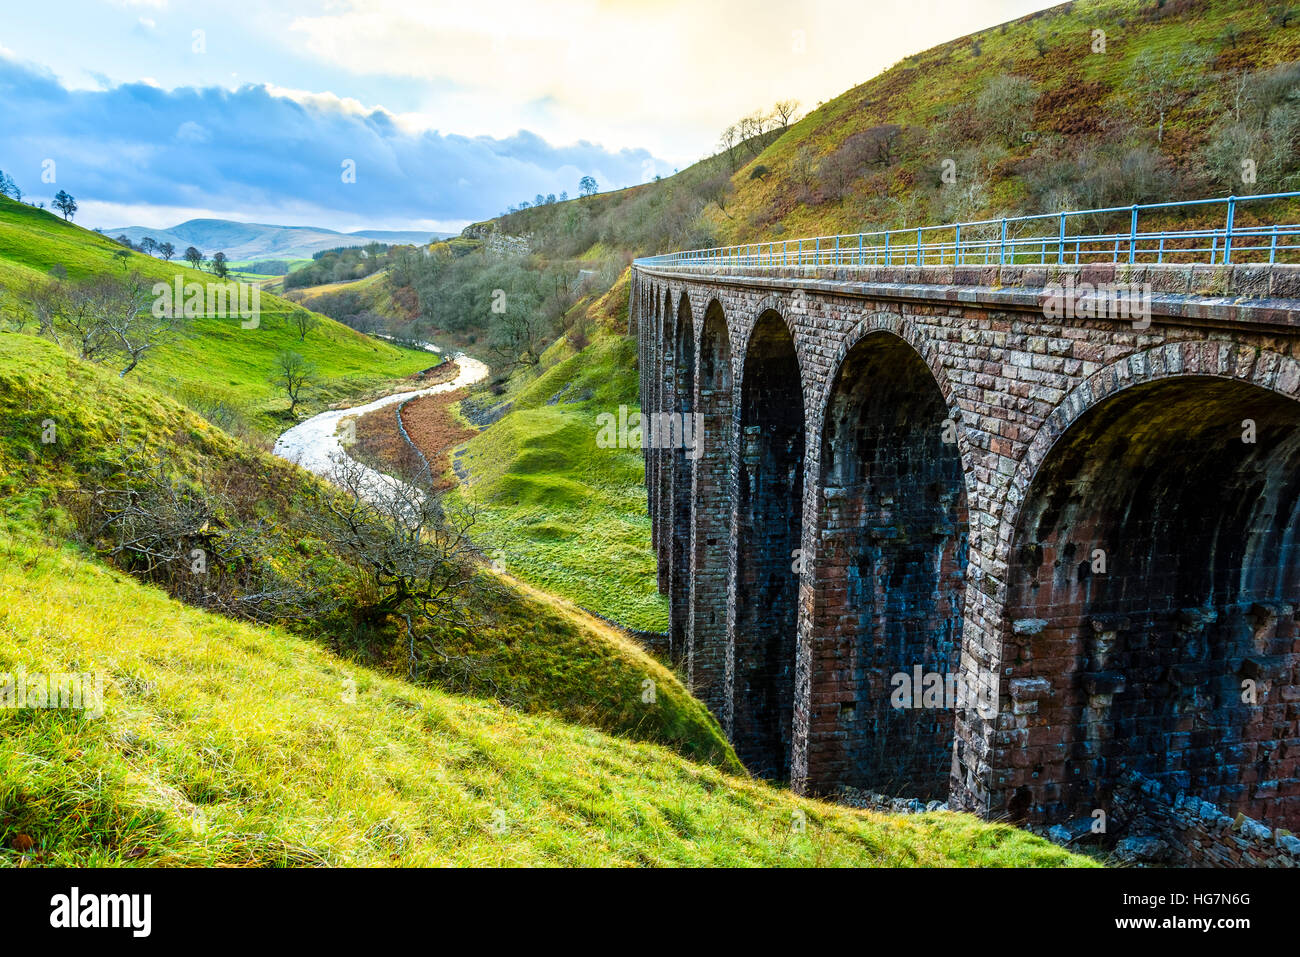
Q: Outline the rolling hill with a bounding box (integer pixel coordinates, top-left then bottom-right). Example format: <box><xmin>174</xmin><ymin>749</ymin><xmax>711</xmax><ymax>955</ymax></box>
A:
<box><xmin>105</xmin><ymin>218</ymin><xmax>454</xmax><ymax>262</ymax></box>
<box><xmin>0</xmin><ymin>196</ymin><xmax>436</xmax><ymax>442</ymax></box>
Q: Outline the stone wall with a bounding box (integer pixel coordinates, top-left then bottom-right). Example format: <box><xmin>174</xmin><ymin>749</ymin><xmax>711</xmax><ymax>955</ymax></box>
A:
<box><xmin>633</xmin><ymin>260</ymin><xmax>1300</xmax><ymax>830</ymax></box>
<box><xmin>1111</xmin><ymin>772</ymin><xmax>1300</xmax><ymax>867</ymax></box>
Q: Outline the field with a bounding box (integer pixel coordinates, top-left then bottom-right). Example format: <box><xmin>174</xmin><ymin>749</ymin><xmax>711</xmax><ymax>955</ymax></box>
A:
<box><xmin>0</xmin><ymin>197</ymin><xmax>433</xmax><ymax>442</ymax></box>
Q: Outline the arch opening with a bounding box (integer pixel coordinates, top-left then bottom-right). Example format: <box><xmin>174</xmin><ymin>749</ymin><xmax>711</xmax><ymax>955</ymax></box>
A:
<box><xmin>689</xmin><ymin>301</ymin><xmax>732</xmax><ymax>716</ymax></box>
<box><xmin>809</xmin><ymin>333</ymin><xmax>968</xmax><ymax>798</ymax></box>
<box><xmin>1001</xmin><ymin>376</ymin><xmax>1300</xmax><ymax>829</ymax></box>
<box><xmin>734</xmin><ymin>311</ymin><xmax>805</xmax><ymax>780</ymax></box>
<box><xmin>668</xmin><ymin>297</ymin><xmax>696</xmax><ymax>663</ymax></box>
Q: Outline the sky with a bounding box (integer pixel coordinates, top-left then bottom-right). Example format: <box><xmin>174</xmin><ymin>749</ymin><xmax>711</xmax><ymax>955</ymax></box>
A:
<box><xmin>0</xmin><ymin>0</ymin><xmax>1062</xmax><ymax>233</ymax></box>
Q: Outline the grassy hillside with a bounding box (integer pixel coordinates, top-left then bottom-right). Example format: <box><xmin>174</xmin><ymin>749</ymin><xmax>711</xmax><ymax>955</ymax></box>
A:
<box><xmin>0</xmin><ymin>197</ymin><xmax>433</xmax><ymax>442</ymax></box>
<box><xmin>481</xmin><ymin>0</ymin><xmax>1299</xmax><ymax>265</ymax></box>
<box><xmin>0</xmin><ymin>533</ymin><xmax>1090</xmax><ymax>866</ymax></box>
<box><xmin>0</xmin><ymin>333</ymin><xmax>1089</xmax><ymax>866</ymax></box>
<box><xmin>449</xmin><ymin>275</ymin><xmax>668</xmax><ymax>631</ymax></box>
<box><xmin>0</xmin><ymin>333</ymin><xmax>729</xmax><ymax>769</ymax></box>
<box><xmin>429</xmin><ymin>0</ymin><xmax>1300</xmax><ymax>630</ymax></box>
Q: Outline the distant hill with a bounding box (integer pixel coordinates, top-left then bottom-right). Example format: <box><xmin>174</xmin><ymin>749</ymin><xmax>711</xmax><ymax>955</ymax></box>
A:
<box><xmin>104</xmin><ymin>218</ymin><xmax>454</xmax><ymax>261</ymax></box>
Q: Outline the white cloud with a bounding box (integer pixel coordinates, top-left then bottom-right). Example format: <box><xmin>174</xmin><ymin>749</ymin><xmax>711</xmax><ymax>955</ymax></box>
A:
<box><xmin>285</xmin><ymin>0</ymin><xmax>1061</xmax><ymax>164</ymax></box>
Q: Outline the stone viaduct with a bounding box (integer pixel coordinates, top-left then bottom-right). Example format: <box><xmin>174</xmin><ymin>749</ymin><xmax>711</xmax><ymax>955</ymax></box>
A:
<box><xmin>631</xmin><ymin>258</ymin><xmax>1300</xmax><ymax>832</ymax></box>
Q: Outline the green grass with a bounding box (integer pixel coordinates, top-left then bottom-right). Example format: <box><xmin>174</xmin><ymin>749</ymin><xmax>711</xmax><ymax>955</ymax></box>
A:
<box><xmin>0</xmin><ymin>333</ymin><xmax>1091</xmax><ymax>866</ymax></box>
<box><xmin>0</xmin><ymin>332</ymin><xmax>729</xmax><ymax>767</ymax></box>
<box><xmin>0</xmin><ymin>197</ymin><xmax>433</xmax><ymax>442</ymax></box>
<box><xmin>452</xmin><ymin>279</ymin><xmax>667</xmax><ymax>632</ymax></box>
<box><xmin>0</xmin><ymin>534</ymin><xmax>1089</xmax><ymax>866</ymax></box>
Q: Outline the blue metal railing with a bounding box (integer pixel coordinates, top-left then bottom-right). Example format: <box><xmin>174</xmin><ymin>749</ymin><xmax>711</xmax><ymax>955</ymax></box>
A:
<box><xmin>633</xmin><ymin>193</ymin><xmax>1300</xmax><ymax>271</ymax></box>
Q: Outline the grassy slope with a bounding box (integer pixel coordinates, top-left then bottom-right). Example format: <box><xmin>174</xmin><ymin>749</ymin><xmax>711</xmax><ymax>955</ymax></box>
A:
<box><xmin>451</xmin><ymin>275</ymin><xmax>668</xmax><ymax>631</ymax></box>
<box><xmin>0</xmin><ymin>197</ymin><xmax>432</xmax><ymax>440</ymax></box>
<box><xmin>491</xmin><ymin>0</ymin><xmax>1299</xmax><ymax>253</ymax></box>
<box><xmin>0</xmin><ymin>333</ymin><xmax>730</xmax><ymax>770</ymax></box>
<box><xmin>708</xmin><ymin>0</ymin><xmax>1300</xmax><ymax>241</ymax></box>
<box><xmin>0</xmin><ymin>335</ymin><xmax>1088</xmax><ymax>866</ymax></box>
<box><xmin>0</xmin><ymin>534</ymin><xmax>1089</xmax><ymax>866</ymax></box>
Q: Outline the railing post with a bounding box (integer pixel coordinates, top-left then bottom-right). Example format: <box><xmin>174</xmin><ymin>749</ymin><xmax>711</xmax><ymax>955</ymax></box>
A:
<box><xmin>885</xmin><ymin>231</ymin><xmax>891</xmax><ymax>266</ymax></box>
<box><xmin>917</xmin><ymin>226</ymin><xmax>923</xmax><ymax>266</ymax></box>
<box><xmin>1058</xmin><ymin>212</ymin><xmax>1065</xmax><ymax>264</ymax></box>
<box><xmin>858</xmin><ymin>233</ymin><xmax>863</xmax><ymax>266</ymax></box>
<box><xmin>1270</xmin><ymin>224</ymin><xmax>1279</xmax><ymax>264</ymax></box>
<box><xmin>1129</xmin><ymin>204</ymin><xmax>1138</xmax><ymax>264</ymax></box>
<box><xmin>1224</xmin><ymin>195</ymin><xmax>1237</xmax><ymax>264</ymax></box>
<box><xmin>955</xmin><ymin>223</ymin><xmax>961</xmax><ymax>266</ymax></box>
<box><xmin>999</xmin><ymin>218</ymin><xmax>1007</xmax><ymax>265</ymax></box>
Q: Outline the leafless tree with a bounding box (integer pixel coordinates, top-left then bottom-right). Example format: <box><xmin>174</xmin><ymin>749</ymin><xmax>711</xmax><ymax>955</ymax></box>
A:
<box><xmin>22</xmin><ymin>272</ymin><xmax>168</xmax><ymax>375</ymax></box>
<box><xmin>1133</xmin><ymin>46</ymin><xmax>1212</xmax><ymax>144</ymax></box>
<box><xmin>308</xmin><ymin>453</ymin><xmax>482</xmax><ymax>680</ymax></box>
<box><xmin>718</xmin><ymin>123</ymin><xmax>740</xmax><ymax>169</ymax></box>
<box><xmin>772</xmin><ymin>99</ymin><xmax>801</xmax><ymax>128</ymax></box>
<box><xmin>78</xmin><ymin>442</ymin><xmax>322</xmax><ymax>623</ymax></box>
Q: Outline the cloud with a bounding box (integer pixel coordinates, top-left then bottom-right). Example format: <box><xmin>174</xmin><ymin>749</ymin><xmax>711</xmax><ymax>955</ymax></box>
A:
<box><xmin>283</xmin><ymin>0</ymin><xmax>1063</xmax><ymax>163</ymax></box>
<box><xmin>0</xmin><ymin>54</ymin><xmax>660</xmax><ymax>230</ymax></box>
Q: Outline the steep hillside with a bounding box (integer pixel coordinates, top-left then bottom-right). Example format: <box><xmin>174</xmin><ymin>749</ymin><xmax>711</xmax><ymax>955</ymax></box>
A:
<box><xmin>448</xmin><ymin>275</ymin><xmax>667</xmax><ymax>631</ymax></box>
<box><xmin>0</xmin><ymin>197</ymin><xmax>433</xmax><ymax>442</ymax></box>
<box><xmin>0</xmin><ymin>333</ymin><xmax>731</xmax><ymax>768</ymax></box>
<box><xmin>0</xmin><ymin>334</ymin><xmax>1088</xmax><ymax>866</ymax></box>
<box><xmin>0</xmin><ymin>533</ymin><xmax>1088</xmax><ymax>866</ymax></box>
<box><xmin>510</xmin><ymin>0</ymin><xmax>1300</xmax><ymax>255</ymax></box>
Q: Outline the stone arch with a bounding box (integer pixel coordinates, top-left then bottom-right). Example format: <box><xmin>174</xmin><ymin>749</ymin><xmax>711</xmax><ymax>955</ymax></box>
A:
<box><xmin>731</xmin><ymin>306</ymin><xmax>807</xmax><ymax>780</ymax></box>
<box><xmin>800</xmin><ymin>325</ymin><xmax>970</xmax><ymax>798</ymax></box>
<box><xmin>815</xmin><ymin>313</ymin><xmax>976</xmax><ymax>476</ymax></box>
<box><xmin>986</xmin><ymin>344</ymin><xmax>1300</xmax><ymax>830</ymax></box>
<box><xmin>654</xmin><ymin>286</ymin><xmax>675</xmax><ymax>590</ymax></box>
<box><xmin>667</xmin><ymin>294</ymin><xmax>697</xmax><ymax>662</ymax></box>
<box><xmin>688</xmin><ymin>298</ymin><xmax>733</xmax><ymax>716</ymax></box>
<box><xmin>735</xmin><ymin>295</ymin><xmax>803</xmax><ymax>377</ymax></box>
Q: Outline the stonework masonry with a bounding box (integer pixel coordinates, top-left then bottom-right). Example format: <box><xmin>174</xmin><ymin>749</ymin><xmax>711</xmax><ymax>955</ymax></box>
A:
<box><xmin>631</xmin><ymin>260</ymin><xmax>1300</xmax><ymax>847</ymax></box>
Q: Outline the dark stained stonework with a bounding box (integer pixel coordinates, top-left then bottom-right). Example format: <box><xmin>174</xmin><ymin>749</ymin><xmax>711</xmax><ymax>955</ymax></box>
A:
<box><xmin>632</xmin><ymin>261</ymin><xmax>1300</xmax><ymax>833</ymax></box>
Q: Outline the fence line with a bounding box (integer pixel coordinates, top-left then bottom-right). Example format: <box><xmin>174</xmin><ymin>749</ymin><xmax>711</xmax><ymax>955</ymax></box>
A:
<box><xmin>634</xmin><ymin>193</ymin><xmax>1300</xmax><ymax>270</ymax></box>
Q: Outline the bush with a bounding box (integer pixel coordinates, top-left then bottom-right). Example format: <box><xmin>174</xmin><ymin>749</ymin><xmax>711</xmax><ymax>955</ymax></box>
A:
<box><xmin>974</xmin><ymin>74</ymin><xmax>1037</xmax><ymax>145</ymax></box>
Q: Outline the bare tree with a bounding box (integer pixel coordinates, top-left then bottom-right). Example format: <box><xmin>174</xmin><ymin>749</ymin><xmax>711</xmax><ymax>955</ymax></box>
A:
<box><xmin>273</xmin><ymin>350</ymin><xmax>315</xmax><ymax>415</ymax></box>
<box><xmin>1134</xmin><ymin>46</ymin><xmax>1212</xmax><ymax>144</ymax></box>
<box><xmin>772</xmin><ymin>99</ymin><xmax>801</xmax><ymax>128</ymax></box>
<box><xmin>79</xmin><ymin>441</ymin><xmax>325</xmax><ymax>623</ymax></box>
<box><xmin>307</xmin><ymin>453</ymin><xmax>481</xmax><ymax>679</ymax></box>
<box><xmin>718</xmin><ymin>123</ymin><xmax>740</xmax><ymax>169</ymax></box>
<box><xmin>27</xmin><ymin>272</ymin><xmax>166</xmax><ymax>374</ymax></box>
<box><xmin>158</xmin><ymin>241</ymin><xmax>176</xmax><ymax>262</ymax></box>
